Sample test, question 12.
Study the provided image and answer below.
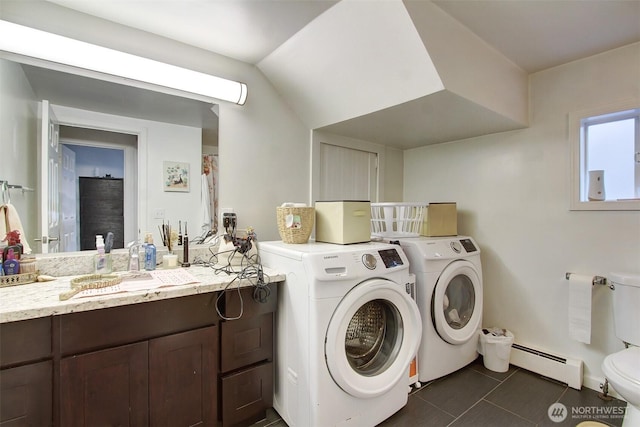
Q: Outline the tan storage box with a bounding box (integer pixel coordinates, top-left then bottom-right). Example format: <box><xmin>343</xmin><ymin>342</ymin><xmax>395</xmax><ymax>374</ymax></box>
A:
<box><xmin>315</xmin><ymin>201</ymin><xmax>371</xmax><ymax>244</ymax></box>
<box><xmin>421</xmin><ymin>202</ymin><xmax>457</xmax><ymax>236</ymax></box>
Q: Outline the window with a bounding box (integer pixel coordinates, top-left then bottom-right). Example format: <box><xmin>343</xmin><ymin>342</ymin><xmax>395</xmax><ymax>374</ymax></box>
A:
<box><xmin>570</xmin><ymin>102</ymin><xmax>640</xmax><ymax>211</ymax></box>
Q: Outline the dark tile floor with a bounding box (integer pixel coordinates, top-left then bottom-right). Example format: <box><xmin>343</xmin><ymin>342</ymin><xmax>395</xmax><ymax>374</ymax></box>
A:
<box><xmin>256</xmin><ymin>358</ymin><xmax>627</xmax><ymax>427</ymax></box>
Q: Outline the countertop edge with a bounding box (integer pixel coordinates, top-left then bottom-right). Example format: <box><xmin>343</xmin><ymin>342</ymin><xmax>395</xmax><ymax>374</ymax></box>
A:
<box><xmin>0</xmin><ymin>266</ymin><xmax>285</xmax><ymax>323</ymax></box>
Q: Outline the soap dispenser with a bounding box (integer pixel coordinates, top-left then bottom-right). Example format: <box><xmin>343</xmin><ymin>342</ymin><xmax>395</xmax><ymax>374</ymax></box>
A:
<box><xmin>144</xmin><ymin>233</ymin><xmax>156</xmax><ymax>271</ymax></box>
<box><xmin>94</xmin><ymin>235</ymin><xmax>113</xmax><ymax>274</ymax></box>
<box><xmin>127</xmin><ymin>241</ymin><xmax>142</xmax><ymax>271</ymax></box>
<box><xmin>3</xmin><ymin>248</ymin><xmax>19</xmax><ymax>275</ymax></box>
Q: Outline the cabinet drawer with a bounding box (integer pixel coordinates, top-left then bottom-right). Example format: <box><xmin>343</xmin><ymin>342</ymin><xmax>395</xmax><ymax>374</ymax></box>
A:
<box><xmin>79</xmin><ymin>177</ymin><xmax>123</xmax><ymax>195</ymax></box>
<box><xmin>220</xmin><ymin>283</ymin><xmax>277</xmax><ymax>319</ymax></box>
<box><xmin>0</xmin><ymin>317</ymin><xmax>51</xmax><ymax>368</ymax></box>
<box><xmin>59</xmin><ymin>293</ymin><xmax>218</xmax><ymax>356</ymax></box>
<box><xmin>79</xmin><ymin>202</ymin><xmax>124</xmax><ymax>216</ymax></box>
<box><xmin>221</xmin><ymin>361</ymin><xmax>273</xmax><ymax>427</ymax></box>
<box><xmin>220</xmin><ymin>312</ymin><xmax>273</xmax><ymax>373</ymax></box>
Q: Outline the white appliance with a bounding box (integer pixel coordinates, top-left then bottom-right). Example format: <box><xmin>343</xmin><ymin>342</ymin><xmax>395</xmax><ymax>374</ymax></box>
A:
<box><xmin>258</xmin><ymin>241</ymin><xmax>422</xmax><ymax>427</ymax></box>
<box><xmin>602</xmin><ymin>272</ymin><xmax>640</xmax><ymax>427</ymax></box>
<box><xmin>395</xmin><ymin>236</ymin><xmax>483</xmax><ymax>382</ymax></box>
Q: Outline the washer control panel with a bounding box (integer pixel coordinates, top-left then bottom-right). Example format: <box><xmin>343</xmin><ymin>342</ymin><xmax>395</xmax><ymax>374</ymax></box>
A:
<box><xmin>378</xmin><ymin>248</ymin><xmax>404</xmax><ymax>268</ymax></box>
<box><xmin>298</xmin><ymin>244</ymin><xmax>410</xmax><ymax>279</ymax></box>
<box><xmin>362</xmin><ymin>253</ymin><xmax>377</xmax><ymax>270</ymax></box>
<box><xmin>360</xmin><ymin>249</ymin><xmax>404</xmax><ymax>269</ymax></box>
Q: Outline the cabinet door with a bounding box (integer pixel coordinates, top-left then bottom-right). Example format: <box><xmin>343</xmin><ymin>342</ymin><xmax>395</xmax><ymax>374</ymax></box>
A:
<box><xmin>149</xmin><ymin>326</ymin><xmax>218</xmax><ymax>427</ymax></box>
<box><xmin>60</xmin><ymin>342</ymin><xmax>148</xmax><ymax>427</ymax></box>
<box><xmin>0</xmin><ymin>361</ymin><xmax>52</xmax><ymax>426</ymax></box>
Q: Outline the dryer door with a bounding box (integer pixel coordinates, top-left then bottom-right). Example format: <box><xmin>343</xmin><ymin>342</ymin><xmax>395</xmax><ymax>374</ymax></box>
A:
<box><xmin>432</xmin><ymin>260</ymin><xmax>482</xmax><ymax>345</ymax></box>
<box><xmin>325</xmin><ymin>278</ymin><xmax>421</xmax><ymax>399</ymax></box>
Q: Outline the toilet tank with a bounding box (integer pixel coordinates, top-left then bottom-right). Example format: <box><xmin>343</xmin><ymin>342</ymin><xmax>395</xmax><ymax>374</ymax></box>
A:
<box><xmin>610</xmin><ymin>272</ymin><xmax>640</xmax><ymax>345</ymax></box>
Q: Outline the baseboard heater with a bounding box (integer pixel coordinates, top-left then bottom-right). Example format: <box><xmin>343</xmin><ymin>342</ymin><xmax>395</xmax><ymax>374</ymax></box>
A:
<box><xmin>510</xmin><ymin>343</ymin><xmax>583</xmax><ymax>390</ymax></box>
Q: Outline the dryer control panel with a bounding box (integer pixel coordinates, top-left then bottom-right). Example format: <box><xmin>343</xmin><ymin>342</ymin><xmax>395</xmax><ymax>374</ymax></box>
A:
<box><xmin>396</xmin><ymin>236</ymin><xmax>481</xmax><ymax>262</ymax></box>
<box><xmin>459</xmin><ymin>238</ymin><xmax>477</xmax><ymax>253</ymax></box>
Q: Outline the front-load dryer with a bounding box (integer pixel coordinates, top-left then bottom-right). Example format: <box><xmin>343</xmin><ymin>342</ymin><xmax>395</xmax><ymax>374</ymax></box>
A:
<box><xmin>258</xmin><ymin>241</ymin><xmax>422</xmax><ymax>427</ymax></box>
<box><xmin>395</xmin><ymin>236</ymin><xmax>482</xmax><ymax>383</ymax></box>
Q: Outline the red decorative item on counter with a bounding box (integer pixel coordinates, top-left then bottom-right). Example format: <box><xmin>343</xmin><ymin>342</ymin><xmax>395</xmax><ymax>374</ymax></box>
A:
<box><xmin>4</xmin><ymin>230</ymin><xmax>21</xmax><ymax>246</ymax></box>
<box><xmin>2</xmin><ymin>230</ymin><xmax>23</xmax><ymax>261</ymax></box>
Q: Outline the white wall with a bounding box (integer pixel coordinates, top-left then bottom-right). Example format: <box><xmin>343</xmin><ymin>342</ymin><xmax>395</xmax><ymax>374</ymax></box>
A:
<box><xmin>0</xmin><ymin>59</ymin><xmax>38</xmax><ymax>248</ymax></box>
<box><xmin>403</xmin><ymin>43</ymin><xmax>640</xmax><ymax>391</ymax></box>
<box><xmin>404</xmin><ymin>0</ymin><xmax>528</xmax><ymax>125</ymax></box>
<box><xmin>258</xmin><ymin>0</ymin><xmax>443</xmax><ymax>129</ymax></box>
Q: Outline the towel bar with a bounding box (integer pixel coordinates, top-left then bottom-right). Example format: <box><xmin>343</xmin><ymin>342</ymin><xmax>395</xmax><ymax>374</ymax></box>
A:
<box><xmin>0</xmin><ymin>180</ymin><xmax>35</xmax><ymax>192</ymax></box>
<box><xmin>565</xmin><ymin>272</ymin><xmax>607</xmax><ymax>286</ymax></box>
<box><xmin>1</xmin><ymin>180</ymin><xmax>34</xmax><ymax>204</ymax></box>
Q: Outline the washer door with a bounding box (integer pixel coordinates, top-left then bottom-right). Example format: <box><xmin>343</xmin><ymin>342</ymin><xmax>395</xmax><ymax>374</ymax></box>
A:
<box><xmin>325</xmin><ymin>278</ymin><xmax>421</xmax><ymax>399</ymax></box>
<box><xmin>432</xmin><ymin>260</ymin><xmax>482</xmax><ymax>345</ymax></box>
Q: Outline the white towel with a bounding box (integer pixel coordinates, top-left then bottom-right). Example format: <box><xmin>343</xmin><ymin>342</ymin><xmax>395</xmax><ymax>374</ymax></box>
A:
<box><xmin>200</xmin><ymin>173</ymin><xmax>211</xmax><ymax>233</ymax></box>
<box><xmin>0</xmin><ymin>203</ymin><xmax>32</xmax><ymax>254</ymax></box>
<box><xmin>568</xmin><ymin>274</ymin><xmax>593</xmax><ymax>344</ymax></box>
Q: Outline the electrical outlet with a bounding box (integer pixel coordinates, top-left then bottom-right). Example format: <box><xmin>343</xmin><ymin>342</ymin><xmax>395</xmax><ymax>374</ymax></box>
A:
<box><xmin>223</xmin><ymin>212</ymin><xmax>237</xmax><ymax>229</ymax></box>
<box><xmin>153</xmin><ymin>208</ymin><xmax>165</xmax><ymax>219</ymax></box>
<box><xmin>219</xmin><ymin>208</ymin><xmax>234</xmax><ymax>230</ymax></box>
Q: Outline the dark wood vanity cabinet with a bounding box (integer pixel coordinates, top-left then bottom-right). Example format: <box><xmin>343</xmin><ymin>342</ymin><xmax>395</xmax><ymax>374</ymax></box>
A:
<box><xmin>0</xmin><ymin>285</ymin><xmax>278</xmax><ymax>427</ymax></box>
<box><xmin>0</xmin><ymin>317</ymin><xmax>53</xmax><ymax>426</ymax></box>
<box><xmin>218</xmin><ymin>284</ymin><xmax>276</xmax><ymax>427</ymax></box>
<box><xmin>59</xmin><ymin>326</ymin><xmax>218</xmax><ymax>427</ymax></box>
<box><xmin>57</xmin><ymin>293</ymin><xmax>219</xmax><ymax>427</ymax></box>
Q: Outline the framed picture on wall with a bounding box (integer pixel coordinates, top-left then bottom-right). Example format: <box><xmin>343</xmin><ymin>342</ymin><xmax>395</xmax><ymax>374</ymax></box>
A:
<box><xmin>163</xmin><ymin>161</ymin><xmax>190</xmax><ymax>192</ymax></box>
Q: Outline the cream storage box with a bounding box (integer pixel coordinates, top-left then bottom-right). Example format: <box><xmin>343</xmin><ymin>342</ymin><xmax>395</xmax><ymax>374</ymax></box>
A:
<box><xmin>422</xmin><ymin>202</ymin><xmax>457</xmax><ymax>236</ymax></box>
<box><xmin>315</xmin><ymin>201</ymin><xmax>371</xmax><ymax>244</ymax></box>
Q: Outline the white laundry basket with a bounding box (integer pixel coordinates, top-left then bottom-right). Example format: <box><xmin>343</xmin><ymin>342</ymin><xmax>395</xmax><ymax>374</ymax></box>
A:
<box><xmin>478</xmin><ymin>328</ymin><xmax>514</xmax><ymax>373</ymax></box>
<box><xmin>370</xmin><ymin>203</ymin><xmax>426</xmax><ymax>238</ymax></box>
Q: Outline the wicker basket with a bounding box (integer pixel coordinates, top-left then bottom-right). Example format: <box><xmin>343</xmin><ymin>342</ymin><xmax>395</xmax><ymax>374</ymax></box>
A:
<box><xmin>0</xmin><ymin>272</ymin><xmax>38</xmax><ymax>288</ymax></box>
<box><xmin>276</xmin><ymin>207</ymin><xmax>314</xmax><ymax>244</ymax></box>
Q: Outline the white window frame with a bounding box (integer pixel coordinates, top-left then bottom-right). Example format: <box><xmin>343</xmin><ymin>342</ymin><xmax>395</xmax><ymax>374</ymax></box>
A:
<box><xmin>569</xmin><ymin>99</ymin><xmax>640</xmax><ymax>211</ymax></box>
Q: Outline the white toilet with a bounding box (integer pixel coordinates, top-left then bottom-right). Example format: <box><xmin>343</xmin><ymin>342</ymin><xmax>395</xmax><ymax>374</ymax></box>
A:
<box><xmin>601</xmin><ymin>272</ymin><xmax>640</xmax><ymax>427</ymax></box>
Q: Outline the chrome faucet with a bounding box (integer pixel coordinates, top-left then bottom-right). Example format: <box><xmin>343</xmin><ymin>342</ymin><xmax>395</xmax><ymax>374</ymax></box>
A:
<box><xmin>127</xmin><ymin>241</ymin><xmax>143</xmax><ymax>271</ymax></box>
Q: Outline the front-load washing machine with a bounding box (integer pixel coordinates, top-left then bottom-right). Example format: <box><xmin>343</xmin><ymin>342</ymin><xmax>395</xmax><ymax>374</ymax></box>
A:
<box><xmin>396</xmin><ymin>236</ymin><xmax>482</xmax><ymax>383</ymax></box>
<box><xmin>258</xmin><ymin>241</ymin><xmax>422</xmax><ymax>427</ymax></box>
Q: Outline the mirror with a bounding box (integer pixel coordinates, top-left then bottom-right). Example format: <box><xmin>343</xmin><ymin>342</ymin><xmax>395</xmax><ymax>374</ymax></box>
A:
<box><xmin>2</xmin><ymin>58</ymin><xmax>219</xmax><ymax>254</ymax></box>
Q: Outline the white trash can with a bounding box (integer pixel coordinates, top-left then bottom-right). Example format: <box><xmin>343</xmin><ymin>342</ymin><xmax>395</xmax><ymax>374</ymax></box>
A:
<box><xmin>478</xmin><ymin>328</ymin><xmax>514</xmax><ymax>373</ymax></box>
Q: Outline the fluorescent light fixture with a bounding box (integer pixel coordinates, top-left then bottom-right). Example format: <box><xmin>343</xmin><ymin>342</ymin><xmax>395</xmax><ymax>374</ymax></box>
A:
<box><xmin>0</xmin><ymin>20</ymin><xmax>248</xmax><ymax>105</ymax></box>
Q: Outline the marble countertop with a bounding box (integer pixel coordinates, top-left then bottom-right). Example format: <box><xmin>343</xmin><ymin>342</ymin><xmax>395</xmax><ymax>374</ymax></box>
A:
<box><xmin>0</xmin><ymin>265</ymin><xmax>285</xmax><ymax>323</ymax></box>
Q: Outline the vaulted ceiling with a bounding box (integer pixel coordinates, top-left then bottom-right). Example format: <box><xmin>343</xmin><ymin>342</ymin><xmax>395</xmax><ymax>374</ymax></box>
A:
<box><xmin>7</xmin><ymin>0</ymin><xmax>640</xmax><ymax>148</ymax></box>
<box><xmin>45</xmin><ymin>0</ymin><xmax>640</xmax><ymax>73</ymax></box>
